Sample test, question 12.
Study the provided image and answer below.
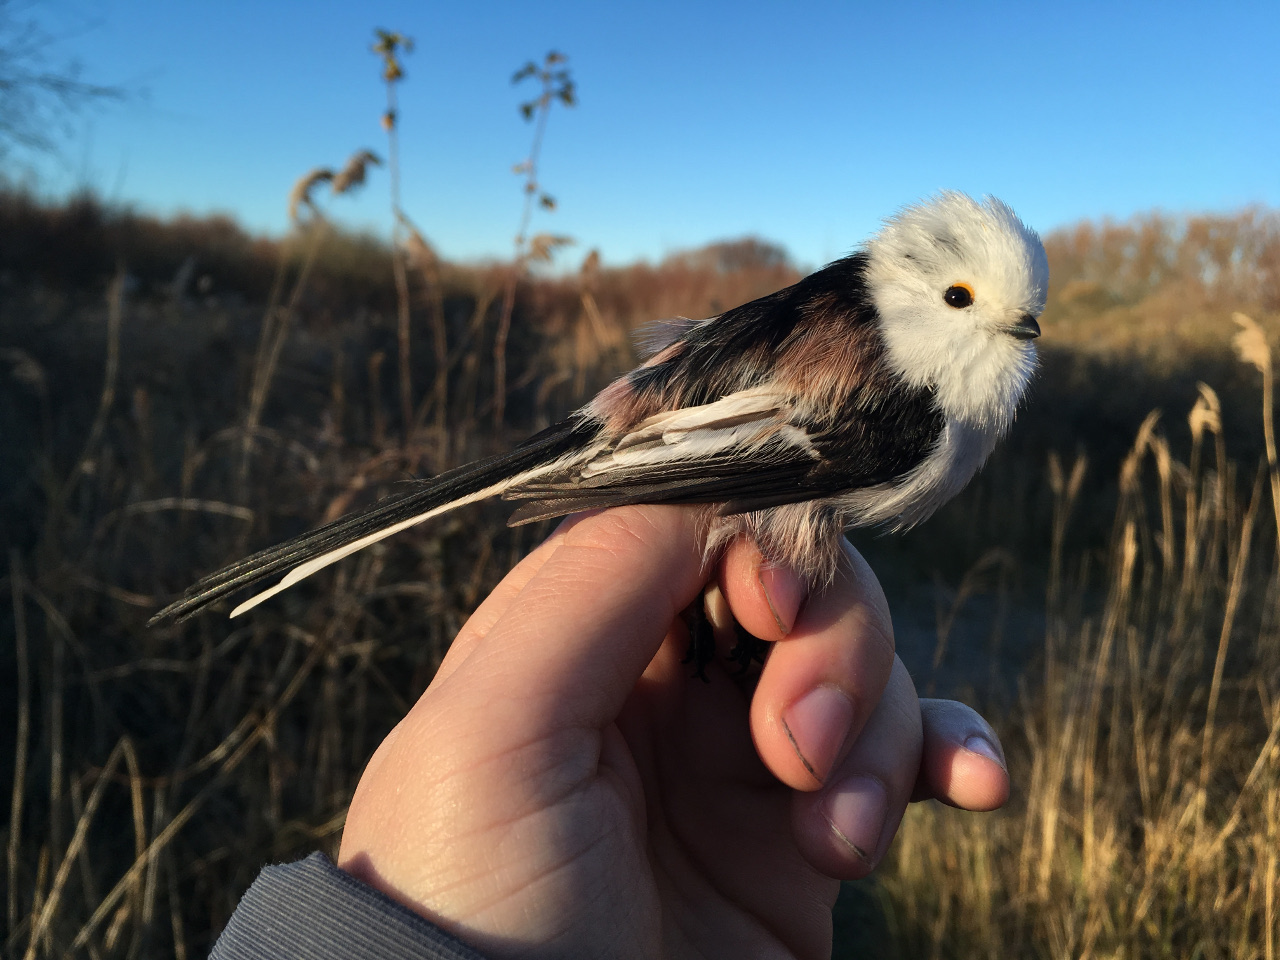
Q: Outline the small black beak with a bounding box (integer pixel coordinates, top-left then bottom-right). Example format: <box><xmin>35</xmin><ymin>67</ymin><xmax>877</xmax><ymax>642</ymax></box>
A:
<box><xmin>1007</xmin><ymin>314</ymin><xmax>1041</xmax><ymax>340</ymax></box>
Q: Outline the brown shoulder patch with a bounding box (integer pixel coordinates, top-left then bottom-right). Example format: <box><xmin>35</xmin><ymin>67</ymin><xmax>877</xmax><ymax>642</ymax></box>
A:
<box><xmin>772</xmin><ymin>297</ymin><xmax>890</xmax><ymax>413</ymax></box>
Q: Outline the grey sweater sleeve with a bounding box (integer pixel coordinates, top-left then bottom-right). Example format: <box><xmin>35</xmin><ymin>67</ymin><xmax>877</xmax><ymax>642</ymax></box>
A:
<box><xmin>210</xmin><ymin>852</ymin><xmax>488</xmax><ymax>960</ymax></box>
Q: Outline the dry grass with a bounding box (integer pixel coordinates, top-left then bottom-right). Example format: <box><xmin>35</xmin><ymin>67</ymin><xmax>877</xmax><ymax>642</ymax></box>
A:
<box><xmin>874</xmin><ymin>367</ymin><xmax>1280</xmax><ymax>958</ymax></box>
<box><xmin>2</xmin><ymin>187</ymin><xmax>1279</xmax><ymax>957</ymax></box>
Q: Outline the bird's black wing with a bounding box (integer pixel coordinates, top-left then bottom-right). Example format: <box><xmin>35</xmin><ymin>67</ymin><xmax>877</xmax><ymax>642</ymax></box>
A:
<box><xmin>503</xmin><ymin>378</ymin><xmax>944</xmax><ymax>524</ymax></box>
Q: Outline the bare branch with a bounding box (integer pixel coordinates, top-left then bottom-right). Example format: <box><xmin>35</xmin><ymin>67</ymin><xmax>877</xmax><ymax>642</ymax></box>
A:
<box><xmin>0</xmin><ymin>0</ymin><xmax>124</xmax><ymax>157</ymax></box>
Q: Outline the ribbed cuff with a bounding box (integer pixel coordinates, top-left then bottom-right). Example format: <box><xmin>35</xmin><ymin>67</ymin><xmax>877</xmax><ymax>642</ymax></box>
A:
<box><xmin>211</xmin><ymin>851</ymin><xmax>487</xmax><ymax>960</ymax></box>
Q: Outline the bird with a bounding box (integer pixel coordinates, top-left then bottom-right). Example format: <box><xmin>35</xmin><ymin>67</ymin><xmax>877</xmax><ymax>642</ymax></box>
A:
<box><xmin>149</xmin><ymin>191</ymin><xmax>1048</xmax><ymax>626</ymax></box>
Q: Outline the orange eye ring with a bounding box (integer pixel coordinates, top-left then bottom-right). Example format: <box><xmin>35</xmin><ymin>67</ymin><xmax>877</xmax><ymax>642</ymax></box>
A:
<box><xmin>944</xmin><ymin>283</ymin><xmax>975</xmax><ymax>309</ymax></box>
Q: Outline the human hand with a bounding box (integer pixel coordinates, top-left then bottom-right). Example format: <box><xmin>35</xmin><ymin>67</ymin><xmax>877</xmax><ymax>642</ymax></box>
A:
<box><xmin>338</xmin><ymin>505</ymin><xmax>1008</xmax><ymax>959</ymax></box>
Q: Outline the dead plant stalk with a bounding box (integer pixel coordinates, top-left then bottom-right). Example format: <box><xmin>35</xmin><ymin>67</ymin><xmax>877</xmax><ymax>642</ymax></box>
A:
<box><xmin>494</xmin><ymin>51</ymin><xmax>576</xmax><ymax>428</ymax></box>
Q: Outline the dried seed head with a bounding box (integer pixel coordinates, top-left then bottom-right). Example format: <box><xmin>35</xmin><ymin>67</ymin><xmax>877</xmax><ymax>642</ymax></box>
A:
<box><xmin>1121</xmin><ymin>410</ymin><xmax>1162</xmax><ymax>492</ymax></box>
<box><xmin>1189</xmin><ymin>382</ymin><xmax>1222</xmax><ymax>443</ymax></box>
<box><xmin>288</xmin><ymin>168</ymin><xmax>334</xmax><ymax>223</ymax></box>
<box><xmin>528</xmin><ymin>233</ymin><xmax>574</xmax><ymax>263</ymax></box>
<box><xmin>332</xmin><ymin>150</ymin><xmax>382</xmax><ymax>195</ymax></box>
<box><xmin>372</xmin><ymin>30</ymin><xmax>413</xmax><ymax>83</ymax></box>
<box><xmin>1232</xmin><ymin>312</ymin><xmax>1271</xmax><ymax>375</ymax></box>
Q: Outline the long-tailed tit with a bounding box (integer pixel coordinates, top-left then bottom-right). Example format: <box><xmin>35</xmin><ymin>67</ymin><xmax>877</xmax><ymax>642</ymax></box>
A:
<box><xmin>150</xmin><ymin>192</ymin><xmax>1047</xmax><ymax>625</ymax></box>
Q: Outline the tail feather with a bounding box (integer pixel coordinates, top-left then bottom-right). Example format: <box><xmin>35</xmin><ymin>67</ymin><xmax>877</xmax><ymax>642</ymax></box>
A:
<box><xmin>149</xmin><ymin>417</ymin><xmax>596</xmax><ymax>625</ymax></box>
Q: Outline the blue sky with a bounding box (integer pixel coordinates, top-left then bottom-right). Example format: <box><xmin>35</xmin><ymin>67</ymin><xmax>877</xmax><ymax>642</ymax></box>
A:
<box><xmin>19</xmin><ymin>0</ymin><xmax>1280</xmax><ymax>270</ymax></box>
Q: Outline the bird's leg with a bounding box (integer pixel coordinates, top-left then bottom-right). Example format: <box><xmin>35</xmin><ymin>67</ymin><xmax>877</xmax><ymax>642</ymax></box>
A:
<box><xmin>681</xmin><ymin>600</ymin><xmax>715</xmax><ymax>683</ymax></box>
<box><xmin>682</xmin><ymin>581</ymin><xmax>770</xmax><ymax>681</ymax></box>
<box><xmin>704</xmin><ymin>580</ymin><xmax>765</xmax><ymax>676</ymax></box>
<box><xmin>727</xmin><ymin>624</ymin><xmax>769</xmax><ymax>675</ymax></box>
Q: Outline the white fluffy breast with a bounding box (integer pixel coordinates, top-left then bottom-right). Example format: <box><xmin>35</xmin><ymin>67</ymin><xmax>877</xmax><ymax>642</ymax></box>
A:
<box><xmin>836</xmin><ymin>418</ymin><xmax>999</xmax><ymax>531</ymax></box>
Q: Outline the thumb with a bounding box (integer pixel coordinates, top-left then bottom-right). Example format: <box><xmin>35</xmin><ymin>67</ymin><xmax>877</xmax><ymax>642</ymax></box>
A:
<box><xmin>449</xmin><ymin>504</ymin><xmax>710</xmax><ymax>733</ymax></box>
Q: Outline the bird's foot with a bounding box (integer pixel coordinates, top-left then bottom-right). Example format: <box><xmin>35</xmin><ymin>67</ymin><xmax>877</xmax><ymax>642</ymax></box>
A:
<box><xmin>727</xmin><ymin>625</ymin><xmax>769</xmax><ymax>675</ymax></box>
<box><xmin>681</xmin><ymin>600</ymin><xmax>714</xmax><ymax>683</ymax></box>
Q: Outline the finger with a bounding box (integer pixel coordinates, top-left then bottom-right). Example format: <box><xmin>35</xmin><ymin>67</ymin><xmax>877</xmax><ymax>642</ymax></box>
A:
<box><xmin>433</xmin><ymin>510</ymin><xmax>594</xmax><ymax>685</ymax></box>
<box><xmin>791</xmin><ymin>657</ymin><xmax>921</xmax><ymax>879</ymax></box>
<box><xmin>735</xmin><ymin>541</ymin><xmax>896</xmax><ymax>791</ymax></box>
<box><xmin>718</xmin><ymin>536</ymin><xmax>808</xmax><ymax>642</ymax></box>
<box><xmin>912</xmin><ymin>698</ymin><xmax>1010</xmax><ymax>811</ymax></box>
<box><xmin>451</xmin><ymin>504</ymin><xmax>709</xmax><ymax>733</ymax></box>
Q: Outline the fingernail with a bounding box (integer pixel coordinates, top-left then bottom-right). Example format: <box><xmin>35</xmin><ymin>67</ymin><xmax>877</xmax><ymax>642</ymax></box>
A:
<box><xmin>823</xmin><ymin>775</ymin><xmax>889</xmax><ymax>866</ymax></box>
<box><xmin>781</xmin><ymin>685</ymin><xmax>854</xmax><ymax>784</ymax></box>
<box><xmin>964</xmin><ymin>735</ymin><xmax>1005</xmax><ymax>769</ymax></box>
<box><xmin>758</xmin><ymin>564</ymin><xmax>805</xmax><ymax>637</ymax></box>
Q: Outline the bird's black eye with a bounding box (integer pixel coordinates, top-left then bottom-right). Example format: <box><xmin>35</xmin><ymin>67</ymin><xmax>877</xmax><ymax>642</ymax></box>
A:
<box><xmin>944</xmin><ymin>283</ymin><xmax>975</xmax><ymax>309</ymax></box>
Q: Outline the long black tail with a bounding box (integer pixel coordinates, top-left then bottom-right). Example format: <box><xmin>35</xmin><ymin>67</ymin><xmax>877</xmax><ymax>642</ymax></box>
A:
<box><xmin>149</xmin><ymin>417</ymin><xmax>595</xmax><ymax>625</ymax></box>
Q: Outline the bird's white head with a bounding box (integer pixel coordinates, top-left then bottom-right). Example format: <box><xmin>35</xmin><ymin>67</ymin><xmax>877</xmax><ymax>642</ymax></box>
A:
<box><xmin>864</xmin><ymin>192</ymin><xmax>1049</xmax><ymax>433</ymax></box>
